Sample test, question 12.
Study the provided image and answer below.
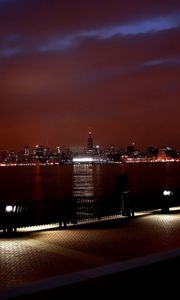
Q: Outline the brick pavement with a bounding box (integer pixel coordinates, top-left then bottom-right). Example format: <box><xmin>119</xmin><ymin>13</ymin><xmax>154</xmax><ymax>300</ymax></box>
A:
<box><xmin>0</xmin><ymin>209</ymin><xmax>180</xmax><ymax>299</ymax></box>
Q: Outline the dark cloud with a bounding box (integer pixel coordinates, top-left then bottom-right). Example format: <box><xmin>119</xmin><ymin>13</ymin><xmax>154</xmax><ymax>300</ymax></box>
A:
<box><xmin>1</xmin><ymin>0</ymin><xmax>180</xmax><ymax>36</ymax></box>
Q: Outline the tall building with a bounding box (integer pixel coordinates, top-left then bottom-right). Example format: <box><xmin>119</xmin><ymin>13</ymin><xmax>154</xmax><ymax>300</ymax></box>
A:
<box><xmin>87</xmin><ymin>131</ymin><xmax>94</xmax><ymax>151</ymax></box>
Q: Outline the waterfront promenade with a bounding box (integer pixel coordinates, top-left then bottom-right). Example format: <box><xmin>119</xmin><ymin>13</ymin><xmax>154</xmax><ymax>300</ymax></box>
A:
<box><xmin>1</xmin><ymin>209</ymin><xmax>180</xmax><ymax>299</ymax></box>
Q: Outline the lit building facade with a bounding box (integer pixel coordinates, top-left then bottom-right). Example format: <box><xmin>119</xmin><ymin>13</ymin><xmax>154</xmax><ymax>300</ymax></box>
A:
<box><xmin>87</xmin><ymin>131</ymin><xmax>94</xmax><ymax>151</ymax></box>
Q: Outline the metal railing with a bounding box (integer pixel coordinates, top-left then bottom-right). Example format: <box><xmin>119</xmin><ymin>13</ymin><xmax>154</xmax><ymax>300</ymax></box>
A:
<box><xmin>0</xmin><ymin>188</ymin><xmax>180</xmax><ymax>234</ymax></box>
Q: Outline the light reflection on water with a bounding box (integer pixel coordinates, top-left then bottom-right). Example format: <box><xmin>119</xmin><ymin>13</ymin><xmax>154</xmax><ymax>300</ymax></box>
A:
<box><xmin>33</xmin><ymin>164</ymin><xmax>44</xmax><ymax>201</ymax></box>
<box><xmin>73</xmin><ymin>164</ymin><xmax>94</xmax><ymax>197</ymax></box>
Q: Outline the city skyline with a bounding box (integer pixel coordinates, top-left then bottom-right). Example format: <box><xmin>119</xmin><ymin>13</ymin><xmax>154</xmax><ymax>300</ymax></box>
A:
<box><xmin>0</xmin><ymin>130</ymin><xmax>180</xmax><ymax>154</ymax></box>
<box><xmin>0</xmin><ymin>1</ymin><xmax>180</xmax><ymax>150</ymax></box>
<box><xmin>0</xmin><ymin>130</ymin><xmax>180</xmax><ymax>153</ymax></box>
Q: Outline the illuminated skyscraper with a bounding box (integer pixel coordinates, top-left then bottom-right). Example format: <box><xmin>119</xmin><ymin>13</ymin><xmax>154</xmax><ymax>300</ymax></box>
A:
<box><xmin>87</xmin><ymin>131</ymin><xmax>94</xmax><ymax>151</ymax></box>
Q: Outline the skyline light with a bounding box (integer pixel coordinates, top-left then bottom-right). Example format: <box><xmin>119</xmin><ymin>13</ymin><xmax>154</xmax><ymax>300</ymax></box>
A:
<box><xmin>0</xmin><ymin>0</ymin><xmax>180</xmax><ymax>150</ymax></box>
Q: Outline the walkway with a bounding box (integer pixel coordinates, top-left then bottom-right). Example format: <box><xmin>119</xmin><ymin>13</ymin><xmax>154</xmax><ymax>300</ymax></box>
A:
<box><xmin>1</xmin><ymin>209</ymin><xmax>180</xmax><ymax>299</ymax></box>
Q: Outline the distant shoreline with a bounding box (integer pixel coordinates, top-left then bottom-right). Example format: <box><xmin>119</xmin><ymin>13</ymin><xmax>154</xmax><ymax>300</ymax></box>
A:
<box><xmin>0</xmin><ymin>160</ymin><xmax>180</xmax><ymax>167</ymax></box>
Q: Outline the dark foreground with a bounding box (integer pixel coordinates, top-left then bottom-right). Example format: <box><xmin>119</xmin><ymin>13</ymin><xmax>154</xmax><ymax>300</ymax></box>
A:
<box><xmin>16</xmin><ymin>256</ymin><xmax>180</xmax><ymax>299</ymax></box>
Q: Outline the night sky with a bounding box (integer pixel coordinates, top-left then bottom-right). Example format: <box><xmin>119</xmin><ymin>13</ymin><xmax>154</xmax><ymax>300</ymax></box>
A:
<box><xmin>0</xmin><ymin>0</ymin><xmax>180</xmax><ymax>151</ymax></box>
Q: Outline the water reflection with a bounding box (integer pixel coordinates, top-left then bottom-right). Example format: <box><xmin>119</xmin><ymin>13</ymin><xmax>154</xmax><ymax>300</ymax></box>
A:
<box><xmin>33</xmin><ymin>164</ymin><xmax>44</xmax><ymax>200</ymax></box>
<box><xmin>73</xmin><ymin>164</ymin><xmax>94</xmax><ymax>197</ymax></box>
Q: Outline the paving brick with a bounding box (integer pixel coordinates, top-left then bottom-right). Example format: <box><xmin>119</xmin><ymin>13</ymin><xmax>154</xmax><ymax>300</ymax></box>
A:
<box><xmin>0</xmin><ymin>210</ymin><xmax>180</xmax><ymax>292</ymax></box>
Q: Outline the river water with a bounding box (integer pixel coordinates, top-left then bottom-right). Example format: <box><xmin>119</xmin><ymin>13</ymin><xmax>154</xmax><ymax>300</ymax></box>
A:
<box><xmin>0</xmin><ymin>162</ymin><xmax>180</xmax><ymax>204</ymax></box>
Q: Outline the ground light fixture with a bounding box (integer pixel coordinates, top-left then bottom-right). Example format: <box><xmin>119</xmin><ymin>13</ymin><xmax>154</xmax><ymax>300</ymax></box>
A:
<box><xmin>5</xmin><ymin>205</ymin><xmax>16</xmax><ymax>213</ymax></box>
<box><xmin>163</xmin><ymin>190</ymin><xmax>173</xmax><ymax>196</ymax></box>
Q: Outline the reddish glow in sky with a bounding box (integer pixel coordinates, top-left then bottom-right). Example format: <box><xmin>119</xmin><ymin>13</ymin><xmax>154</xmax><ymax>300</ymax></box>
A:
<box><xmin>0</xmin><ymin>0</ymin><xmax>180</xmax><ymax>150</ymax></box>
